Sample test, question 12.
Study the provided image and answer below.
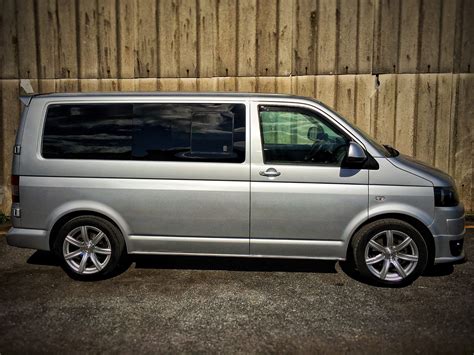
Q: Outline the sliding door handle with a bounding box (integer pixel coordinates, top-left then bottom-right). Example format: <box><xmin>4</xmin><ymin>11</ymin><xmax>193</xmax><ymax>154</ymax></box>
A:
<box><xmin>259</xmin><ymin>168</ymin><xmax>281</xmax><ymax>178</ymax></box>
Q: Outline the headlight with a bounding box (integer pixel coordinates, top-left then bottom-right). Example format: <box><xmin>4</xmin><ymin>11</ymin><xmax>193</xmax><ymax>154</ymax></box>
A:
<box><xmin>434</xmin><ymin>187</ymin><xmax>459</xmax><ymax>207</ymax></box>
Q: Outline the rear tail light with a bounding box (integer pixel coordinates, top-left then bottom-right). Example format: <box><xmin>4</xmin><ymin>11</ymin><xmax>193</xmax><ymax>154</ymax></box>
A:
<box><xmin>11</xmin><ymin>175</ymin><xmax>19</xmax><ymax>203</ymax></box>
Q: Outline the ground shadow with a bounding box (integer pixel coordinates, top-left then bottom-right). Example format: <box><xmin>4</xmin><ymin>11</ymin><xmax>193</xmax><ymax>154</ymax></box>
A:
<box><xmin>423</xmin><ymin>263</ymin><xmax>455</xmax><ymax>277</ymax></box>
<box><xmin>132</xmin><ymin>254</ymin><xmax>338</xmax><ymax>273</ymax></box>
<box><xmin>27</xmin><ymin>250</ymin><xmax>60</xmax><ymax>266</ymax></box>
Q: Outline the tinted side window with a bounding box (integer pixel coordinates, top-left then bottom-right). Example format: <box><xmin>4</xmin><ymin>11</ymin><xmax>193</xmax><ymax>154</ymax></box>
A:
<box><xmin>259</xmin><ymin>106</ymin><xmax>349</xmax><ymax>166</ymax></box>
<box><xmin>43</xmin><ymin>103</ymin><xmax>246</xmax><ymax>163</ymax></box>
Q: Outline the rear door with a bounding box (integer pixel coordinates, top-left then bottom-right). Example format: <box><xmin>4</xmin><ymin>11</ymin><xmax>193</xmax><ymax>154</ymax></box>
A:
<box><xmin>250</xmin><ymin>101</ymin><xmax>368</xmax><ymax>259</ymax></box>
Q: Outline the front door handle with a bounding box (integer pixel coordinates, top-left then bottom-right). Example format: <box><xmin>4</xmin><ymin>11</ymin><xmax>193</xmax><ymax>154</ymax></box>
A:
<box><xmin>259</xmin><ymin>168</ymin><xmax>281</xmax><ymax>178</ymax></box>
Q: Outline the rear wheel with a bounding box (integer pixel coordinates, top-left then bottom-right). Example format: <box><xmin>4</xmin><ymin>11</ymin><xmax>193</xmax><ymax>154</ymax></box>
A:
<box><xmin>53</xmin><ymin>216</ymin><xmax>126</xmax><ymax>280</ymax></box>
<box><xmin>351</xmin><ymin>219</ymin><xmax>429</xmax><ymax>287</ymax></box>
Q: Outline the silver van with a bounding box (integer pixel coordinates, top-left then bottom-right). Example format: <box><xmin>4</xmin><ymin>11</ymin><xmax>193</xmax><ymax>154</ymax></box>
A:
<box><xmin>6</xmin><ymin>93</ymin><xmax>465</xmax><ymax>286</ymax></box>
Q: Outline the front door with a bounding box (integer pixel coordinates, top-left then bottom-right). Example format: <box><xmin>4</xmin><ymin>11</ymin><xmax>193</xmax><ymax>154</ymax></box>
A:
<box><xmin>250</xmin><ymin>102</ymin><xmax>368</xmax><ymax>259</ymax></box>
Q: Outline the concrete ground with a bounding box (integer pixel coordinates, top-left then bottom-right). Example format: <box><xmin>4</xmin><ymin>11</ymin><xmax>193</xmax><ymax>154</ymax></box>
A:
<box><xmin>0</xmin><ymin>224</ymin><xmax>472</xmax><ymax>354</ymax></box>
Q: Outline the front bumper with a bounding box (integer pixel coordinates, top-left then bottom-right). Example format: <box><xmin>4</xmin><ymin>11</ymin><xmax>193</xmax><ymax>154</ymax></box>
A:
<box><xmin>430</xmin><ymin>205</ymin><xmax>466</xmax><ymax>264</ymax></box>
<box><xmin>6</xmin><ymin>227</ymin><xmax>50</xmax><ymax>251</ymax></box>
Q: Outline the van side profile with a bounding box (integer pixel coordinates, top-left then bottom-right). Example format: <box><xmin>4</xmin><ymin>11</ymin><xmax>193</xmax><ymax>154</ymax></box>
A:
<box><xmin>7</xmin><ymin>93</ymin><xmax>465</xmax><ymax>286</ymax></box>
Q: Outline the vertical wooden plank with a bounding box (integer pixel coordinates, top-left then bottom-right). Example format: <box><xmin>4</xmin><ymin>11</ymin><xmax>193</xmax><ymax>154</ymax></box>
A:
<box><xmin>295</xmin><ymin>76</ymin><xmax>315</xmax><ymax>97</ymax></box>
<box><xmin>374</xmin><ymin>74</ymin><xmax>396</xmax><ymax>145</ymax></box>
<box><xmin>335</xmin><ymin>75</ymin><xmax>356</xmax><ymax>122</ymax></box>
<box><xmin>337</xmin><ymin>0</ymin><xmax>358</xmax><ymax>74</ymax></box>
<box><xmin>117</xmin><ymin>0</ymin><xmax>136</xmax><ymax>78</ymax></box>
<box><xmin>434</xmin><ymin>74</ymin><xmax>453</xmax><ymax>172</ymax></box>
<box><xmin>217</xmin><ymin>77</ymin><xmax>236</xmax><ymax>91</ymax></box>
<box><xmin>57</xmin><ymin>0</ymin><xmax>78</xmax><ymax>78</ymax></box>
<box><xmin>394</xmin><ymin>74</ymin><xmax>417</xmax><ymax>156</ymax></box>
<box><xmin>257</xmin><ymin>0</ymin><xmax>277</xmax><ymax>76</ymax></box>
<box><xmin>277</xmin><ymin>0</ymin><xmax>293</xmax><ymax>75</ymax></box>
<box><xmin>38</xmin><ymin>79</ymin><xmax>56</xmax><ymax>93</ymax></box>
<box><xmin>216</xmin><ymin>0</ymin><xmax>237</xmax><ymax>76</ymax></box>
<box><xmin>16</xmin><ymin>0</ymin><xmax>38</xmax><ymax>78</ymax></box>
<box><xmin>158</xmin><ymin>78</ymin><xmax>179</xmax><ymax>91</ymax></box>
<box><xmin>79</xmin><ymin>79</ymin><xmax>100</xmax><ymax>92</ymax></box>
<box><xmin>294</xmin><ymin>0</ymin><xmax>317</xmax><ymax>75</ymax></box>
<box><xmin>137</xmin><ymin>78</ymin><xmax>159</xmax><ymax>91</ymax></box>
<box><xmin>452</xmin><ymin>74</ymin><xmax>473</xmax><ymax>211</ymax></box>
<box><xmin>317</xmin><ymin>0</ymin><xmax>337</xmax><ymax>74</ymax></box>
<box><xmin>179</xmin><ymin>0</ymin><xmax>197</xmax><ymax>77</ymax></box>
<box><xmin>438</xmin><ymin>0</ymin><xmax>456</xmax><ymax>73</ymax></box>
<box><xmin>56</xmin><ymin>79</ymin><xmax>79</xmax><ymax>92</ymax></box>
<box><xmin>237</xmin><ymin>0</ymin><xmax>257</xmax><ymax>76</ymax></box>
<box><xmin>355</xmin><ymin>74</ymin><xmax>375</xmax><ymax>133</ymax></box>
<box><xmin>276</xmin><ymin>76</ymin><xmax>292</xmax><ymax>94</ymax></box>
<box><xmin>78</xmin><ymin>0</ymin><xmax>99</xmax><ymax>78</ymax></box>
<box><xmin>197</xmin><ymin>0</ymin><xmax>216</xmax><ymax>77</ymax></box>
<box><xmin>414</xmin><ymin>74</ymin><xmax>437</xmax><ymax>164</ymax></box>
<box><xmin>418</xmin><ymin>0</ymin><xmax>441</xmax><ymax>73</ymax></box>
<box><xmin>36</xmin><ymin>0</ymin><xmax>59</xmax><ymax>78</ymax></box>
<box><xmin>99</xmin><ymin>79</ymin><xmax>119</xmax><ymax>91</ymax></box>
<box><xmin>460</xmin><ymin>0</ymin><xmax>474</xmax><ymax>73</ymax></box>
<box><xmin>236</xmin><ymin>77</ymin><xmax>257</xmax><ymax>92</ymax></box>
<box><xmin>0</xmin><ymin>0</ymin><xmax>18</xmax><ymax>78</ymax></box>
<box><xmin>357</xmin><ymin>0</ymin><xmax>374</xmax><ymax>73</ymax></box>
<box><xmin>97</xmin><ymin>0</ymin><xmax>118</xmax><ymax>78</ymax></box>
<box><xmin>0</xmin><ymin>80</ymin><xmax>20</xmax><ymax>212</ymax></box>
<box><xmin>257</xmin><ymin>77</ymin><xmax>276</xmax><ymax>93</ymax></box>
<box><xmin>315</xmin><ymin>75</ymin><xmax>336</xmax><ymax>108</ymax></box>
<box><xmin>159</xmin><ymin>0</ymin><xmax>179</xmax><ymax>77</ymax></box>
<box><xmin>179</xmin><ymin>78</ymin><xmax>198</xmax><ymax>91</ymax></box>
<box><xmin>373</xmin><ymin>0</ymin><xmax>400</xmax><ymax>73</ymax></box>
<box><xmin>136</xmin><ymin>0</ymin><xmax>158</xmax><ymax>77</ymax></box>
<box><xmin>197</xmin><ymin>77</ymin><xmax>218</xmax><ymax>91</ymax></box>
<box><xmin>398</xmin><ymin>0</ymin><xmax>420</xmax><ymax>73</ymax></box>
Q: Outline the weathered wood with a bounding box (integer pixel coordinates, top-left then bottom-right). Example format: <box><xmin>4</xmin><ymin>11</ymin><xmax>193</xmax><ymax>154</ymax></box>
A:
<box><xmin>317</xmin><ymin>0</ymin><xmax>337</xmax><ymax>74</ymax></box>
<box><xmin>336</xmin><ymin>75</ymin><xmax>356</xmax><ymax>122</ymax></box>
<box><xmin>257</xmin><ymin>77</ymin><xmax>277</xmax><ymax>93</ymax></box>
<box><xmin>337</xmin><ymin>0</ymin><xmax>358</xmax><ymax>74</ymax></box>
<box><xmin>137</xmin><ymin>78</ymin><xmax>159</xmax><ymax>91</ymax></box>
<box><xmin>216</xmin><ymin>0</ymin><xmax>237</xmax><ymax>76</ymax></box>
<box><xmin>99</xmin><ymin>79</ymin><xmax>119</xmax><ymax>91</ymax></box>
<box><xmin>295</xmin><ymin>75</ymin><xmax>315</xmax><ymax>97</ymax></box>
<box><xmin>197</xmin><ymin>0</ymin><xmax>216</xmax><ymax>77</ymax></box>
<box><xmin>294</xmin><ymin>0</ymin><xmax>317</xmax><ymax>75</ymax></box>
<box><xmin>414</xmin><ymin>74</ymin><xmax>437</xmax><ymax>164</ymax></box>
<box><xmin>398</xmin><ymin>0</ymin><xmax>420</xmax><ymax>73</ymax></box>
<box><xmin>438</xmin><ymin>0</ymin><xmax>456</xmax><ymax>73</ymax></box>
<box><xmin>0</xmin><ymin>0</ymin><xmax>18</xmax><ymax>78</ymax></box>
<box><xmin>36</xmin><ymin>0</ymin><xmax>59</xmax><ymax>78</ymax></box>
<box><xmin>277</xmin><ymin>0</ymin><xmax>293</xmax><ymax>75</ymax></box>
<box><xmin>217</xmin><ymin>77</ymin><xmax>237</xmax><ymax>91</ymax></box>
<box><xmin>117</xmin><ymin>0</ymin><xmax>136</xmax><ymax>78</ymax></box>
<box><xmin>373</xmin><ymin>0</ymin><xmax>400</xmax><ymax>73</ymax></box>
<box><xmin>315</xmin><ymin>75</ymin><xmax>336</xmax><ymax>108</ymax></box>
<box><xmin>179</xmin><ymin>0</ymin><xmax>198</xmax><ymax>77</ymax></box>
<box><xmin>236</xmin><ymin>77</ymin><xmax>257</xmax><ymax>92</ymax></box>
<box><xmin>197</xmin><ymin>77</ymin><xmax>218</xmax><ymax>91</ymax></box>
<box><xmin>276</xmin><ymin>76</ymin><xmax>292</xmax><ymax>94</ymax></box>
<box><xmin>136</xmin><ymin>0</ymin><xmax>158</xmax><ymax>77</ymax></box>
<box><xmin>394</xmin><ymin>74</ymin><xmax>417</xmax><ymax>156</ymax></box>
<box><xmin>97</xmin><ymin>0</ymin><xmax>118</xmax><ymax>78</ymax></box>
<box><xmin>354</xmin><ymin>74</ymin><xmax>374</xmax><ymax>133</ymax></box>
<box><xmin>179</xmin><ymin>78</ymin><xmax>198</xmax><ymax>91</ymax></box>
<box><xmin>158</xmin><ymin>78</ymin><xmax>179</xmax><ymax>91</ymax></box>
<box><xmin>459</xmin><ymin>0</ymin><xmax>474</xmax><ymax>73</ymax></box>
<box><xmin>57</xmin><ymin>0</ymin><xmax>78</xmax><ymax>78</ymax></box>
<box><xmin>257</xmin><ymin>0</ymin><xmax>278</xmax><ymax>76</ymax></box>
<box><xmin>78</xmin><ymin>0</ymin><xmax>99</xmax><ymax>78</ymax></box>
<box><xmin>357</xmin><ymin>0</ymin><xmax>374</xmax><ymax>74</ymax></box>
<box><xmin>237</xmin><ymin>0</ymin><xmax>257</xmax><ymax>76</ymax></box>
<box><xmin>434</xmin><ymin>74</ymin><xmax>453</xmax><ymax>173</ymax></box>
<box><xmin>418</xmin><ymin>0</ymin><xmax>441</xmax><ymax>73</ymax></box>
<box><xmin>159</xmin><ymin>0</ymin><xmax>179</xmax><ymax>77</ymax></box>
<box><xmin>16</xmin><ymin>0</ymin><xmax>38</xmax><ymax>78</ymax></box>
<box><xmin>374</xmin><ymin>74</ymin><xmax>396</xmax><ymax>145</ymax></box>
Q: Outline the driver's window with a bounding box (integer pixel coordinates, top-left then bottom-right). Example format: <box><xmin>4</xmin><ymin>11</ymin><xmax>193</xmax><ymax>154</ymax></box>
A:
<box><xmin>259</xmin><ymin>105</ymin><xmax>349</xmax><ymax>166</ymax></box>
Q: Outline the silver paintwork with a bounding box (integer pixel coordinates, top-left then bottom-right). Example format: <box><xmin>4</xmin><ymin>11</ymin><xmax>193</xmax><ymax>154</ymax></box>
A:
<box><xmin>7</xmin><ymin>93</ymin><xmax>465</xmax><ymax>267</ymax></box>
<box><xmin>365</xmin><ymin>230</ymin><xmax>419</xmax><ymax>281</ymax></box>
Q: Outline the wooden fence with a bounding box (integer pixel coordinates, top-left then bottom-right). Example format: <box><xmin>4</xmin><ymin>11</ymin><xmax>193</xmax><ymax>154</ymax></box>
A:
<box><xmin>0</xmin><ymin>0</ymin><xmax>473</xmax><ymax>213</ymax></box>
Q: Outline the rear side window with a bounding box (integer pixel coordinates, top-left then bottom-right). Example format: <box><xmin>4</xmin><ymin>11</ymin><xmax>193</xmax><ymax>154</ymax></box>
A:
<box><xmin>42</xmin><ymin>103</ymin><xmax>246</xmax><ymax>163</ymax></box>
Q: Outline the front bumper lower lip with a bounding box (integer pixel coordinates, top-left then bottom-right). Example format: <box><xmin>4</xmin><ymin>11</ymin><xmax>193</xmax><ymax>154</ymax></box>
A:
<box><xmin>433</xmin><ymin>232</ymin><xmax>465</xmax><ymax>264</ymax></box>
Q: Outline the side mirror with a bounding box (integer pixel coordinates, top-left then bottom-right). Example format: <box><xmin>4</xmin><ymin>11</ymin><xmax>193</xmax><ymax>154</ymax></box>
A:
<box><xmin>346</xmin><ymin>141</ymin><xmax>367</xmax><ymax>163</ymax></box>
<box><xmin>307</xmin><ymin>126</ymin><xmax>319</xmax><ymax>141</ymax></box>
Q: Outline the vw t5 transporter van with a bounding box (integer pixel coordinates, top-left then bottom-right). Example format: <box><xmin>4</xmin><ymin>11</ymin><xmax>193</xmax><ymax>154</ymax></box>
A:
<box><xmin>7</xmin><ymin>93</ymin><xmax>465</xmax><ymax>286</ymax></box>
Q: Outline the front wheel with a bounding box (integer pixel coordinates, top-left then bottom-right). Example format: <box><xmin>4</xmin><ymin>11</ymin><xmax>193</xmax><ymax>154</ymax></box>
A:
<box><xmin>53</xmin><ymin>216</ymin><xmax>126</xmax><ymax>280</ymax></box>
<box><xmin>351</xmin><ymin>219</ymin><xmax>429</xmax><ymax>287</ymax></box>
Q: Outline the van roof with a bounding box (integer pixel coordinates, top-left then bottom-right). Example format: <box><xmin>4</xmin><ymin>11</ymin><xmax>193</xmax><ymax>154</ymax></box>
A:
<box><xmin>28</xmin><ymin>92</ymin><xmax>318</xmax><ymax>101</ymax></box>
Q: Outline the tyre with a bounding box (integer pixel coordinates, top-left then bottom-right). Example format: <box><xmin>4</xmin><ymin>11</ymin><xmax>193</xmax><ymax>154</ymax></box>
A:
<box><xmin>53</xmin><ymin>215</ymin><xmax>127</xmax><ymax>280</ymax></box>
<box><xmin>351</xmin><ymin>219</ymin><xmax>429</xmax><ymax>287</ymax></box>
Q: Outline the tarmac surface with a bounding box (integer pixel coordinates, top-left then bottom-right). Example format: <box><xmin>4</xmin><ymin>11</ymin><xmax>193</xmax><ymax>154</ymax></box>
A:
<box><xmin>0</xmin><ymin>224</ymin><xmax>473</xmax><ymax>354</ymax></box>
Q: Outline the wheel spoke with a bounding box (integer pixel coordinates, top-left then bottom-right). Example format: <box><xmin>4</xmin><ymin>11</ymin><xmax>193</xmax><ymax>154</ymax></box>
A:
<box><xmin>90</xmin><ymin>253</ymin><xmax>102</xmax><ymax>271</ymax></box>
<box><xmin>78</xmin><ymin>253</ymin><xmax>89</xmax><ymax>273</ymax></box>
<box><xmin>380</xmin><ymin>259</ymin><xmax>390</xmax><ymax>280</ymax></box>
<box><xmin>64</xmin><ymin>249</ymin><xmax>83</xmax><ymax>260</ymax></box>
<box><xmin>366</xmin><ymin>254</ymin><xmax>385</xmax><ymax>265</ymax></box>
<box><xmin>81</xmin><ymin>226</ymin><xmax>90</xmax><ymax>243</ymax></box>
<box><xmin>397</xmin><ymin>253</ymin><xmax>418</xmax><ymax>262</ymax></box>
<box><xmin>391</xmin><ymin>259</ymin><xmax>407</xmax><ymax>278</ymax></box>
<box><xmin>91</xmin><ymin>231</ymin><xmax>105</xmax><ymax>246</ymax></box>
<box><xmin>394</xmin><ymin>237</ymin><xmax>413</xmax><ymax>252</ymax></box>
<box><xmin>369</xmin><ymin>239</ymin><xmax>386</xmax><ymax>253</ymax></box>
<box><xmin>93</xmin><ymin>246</ymin><xmax>111</xmax><ymax>255</ymax></box>
<box><xmin>386</xmin><ymin>230</ymin><xmax>394</xmax><ymax>247</ymax></box>
<box><xmin>65</xmin><ymin>235</ymin><xmax>83</xmax><ymax>248</ymax></box>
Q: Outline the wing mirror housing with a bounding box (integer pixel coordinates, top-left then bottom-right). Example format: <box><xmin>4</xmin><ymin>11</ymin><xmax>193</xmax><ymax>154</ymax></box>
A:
<box><xmin>307</xmin><ymin>126</ymin><xmax>319</xmax><ymax>141</ymax></box>
<box><xmin>346</xmin><ymin>141</ymin><xmax>367</xmax><ymax>163</ymax></box>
